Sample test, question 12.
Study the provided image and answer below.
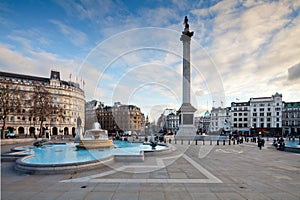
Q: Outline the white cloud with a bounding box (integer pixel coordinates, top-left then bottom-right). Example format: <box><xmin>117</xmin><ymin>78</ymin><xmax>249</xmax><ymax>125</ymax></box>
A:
<box><xmin>49</xmin><ymin>20</ymin><xmax>88</xmax><ymax>46</ymax></box>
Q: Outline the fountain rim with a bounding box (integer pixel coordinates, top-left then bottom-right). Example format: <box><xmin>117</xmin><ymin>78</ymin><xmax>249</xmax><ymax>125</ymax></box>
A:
<box><xmin>12</xmin><ymin>142</ymin><xmax>172</xmax><ymax>174</ymax></box>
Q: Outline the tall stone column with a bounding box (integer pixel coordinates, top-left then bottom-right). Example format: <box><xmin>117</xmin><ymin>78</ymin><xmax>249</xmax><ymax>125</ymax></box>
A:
<box><xmin>175</xmin><ymin>16</ymin><xmax>197</xmax><ymax>140</ymax></box>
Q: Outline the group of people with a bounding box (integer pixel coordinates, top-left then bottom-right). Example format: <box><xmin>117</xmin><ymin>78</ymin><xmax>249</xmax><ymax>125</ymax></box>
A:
<box><xmin>273</xmin><ymin>137</ymin><xmax>285</xmax><ymax>150</ymax></box>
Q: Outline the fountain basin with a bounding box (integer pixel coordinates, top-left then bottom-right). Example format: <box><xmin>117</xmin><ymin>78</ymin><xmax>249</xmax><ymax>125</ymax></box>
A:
<box><xmin>284</xmin><ymin>140</ymin><xmax>300</xmax><ymax>153</ymax></box>
<box><xmin>76</xmin><ymin>138</ymin><xmax>114</xmax><ymax>149</ymax></box>
<box><xmin>76</xmin><ymin>122</ymin><xmax>114</xmax><ymax>149</ymax></box>
<box><xmin>10</xmin><ymin>141</ymin><xmax>170</xmax><ymax>174</ymax></box>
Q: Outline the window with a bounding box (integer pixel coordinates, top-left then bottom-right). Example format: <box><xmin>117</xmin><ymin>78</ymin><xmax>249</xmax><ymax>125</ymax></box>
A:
<box><xmin>239</xmin><ymin>118</ymin><xmax>242</xmax><ymax>121</ymax></box>
<box><xmin>244</xmin><ymin>123</ymin><xmax>248</xmax><ymax>127</ymax></box>
<box><xmin>234</xmin><ymin>118</ymin><xmax>237</xmax><ymax>121</ymax></box>
<box><xmin>234</xmin><ymin>113</ymin><xmax>237</xmax><ymax>116</ymax></box>
<box><xmin>244</xmin><ymin>113</ymin><xmax>248</xmax><ymax>116</ymax></box>
<box><xmin>267</xmin><ymin>123</ymin><xmax>271</xmax><ymax>128</ymax></box>
<box><xmin>253</xmin><ymin>113</ymin><xmax>257</xmax><ymax>116</ymax></box>
<box><xmin>253</xmin><ymin>108</ymin><xmax>256</xmax><ymax>112</ymax></box>
<box><xmin>244</xmin><ymin>118</ymin><xmax>248</xmax><ymax>121</ymax></box>
<box><xmin>239</xmin><ymin>113</ymin><xmax>242</xmax><ymax>116</ymax></box>
<box><xmin>267</xmin><ymin>112</ymin><xmax>271</xmax><ymax>116</ymax></box>
<box><xmin>253</xmin><ymin>118</ymin><xmax>257</xmax><ymax>122</ymax></box>
<box><xmin>260</xmin><ymin>113</ymin><xmax>264</xmax><ymax>116</ymax></box>
<box><xmin>267</xmin><ymin>118</ymin><xmax>271</xmax><ymax>122</ymax></box>
<box><xmin>260</xmin><ymin>108</ymin><xmax>264</xmax><ymax>112</ymax></box>
<box><xmin>260</xmin><ymin>123</ymin><xmax>264</xmax><ymax>127</ymax></box>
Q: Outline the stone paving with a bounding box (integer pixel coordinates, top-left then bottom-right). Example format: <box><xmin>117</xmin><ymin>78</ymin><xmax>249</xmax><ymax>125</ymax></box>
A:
<box><xmin>1</xmin><ymin>140</ymin><xmax>300</xmax><ymax>200</ymax></box>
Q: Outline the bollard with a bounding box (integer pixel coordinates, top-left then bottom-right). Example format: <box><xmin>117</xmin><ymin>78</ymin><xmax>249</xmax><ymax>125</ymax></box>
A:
<box><xmin>188</xmin><ymin>140</ymin><xmax>190</xmax><ymax>145</ymax></box>
<box><xmin>217</xmin><ymin>140</ymin><xmax>219</xmax><ymax>145</ymax></box>
<box><xmin>164</xmin><ymin>139</ymin><xmax>166</xmax><ymax>143</ymax></box>
<box><xmin>203</xmin><ymin>139</ymin><xmax>205</xmax><ymax>145</ymax></box>
<box><xmin>223</xmin><ymin>140</ymin><xmax>225</xmax><ymax>145</ymax></box>
<box><xmin>169</xmin><ymin>139</ymin><xmax>171</xmax><ymax>144</ymax></box>
<box><xmin>210</xmin><ymin>140</ymin><xmax>212</xmax><ymax>145</ymax></box>
<box><xmin>233</xmin><ymin>140</ymin><xmax>235</xmax><ymax>145</ymax></box>
<box><xmin>181</xmin><ymin>139</ymin><xmax>183</xmax><ymax>144</ymax></box>
<box><xmin>229</xmin><ymin>140</ymin><xmax>231</xmax><ymax>145</ymax></box>
<box><xmin>175</xmin><ymin>139</ymin><xmax>177</xmax><ymax>144</ymax></box>
<box><xmin>195</xmin><ymin>140</ymin><xmax>198</xmax><ymax>145</ymax></box>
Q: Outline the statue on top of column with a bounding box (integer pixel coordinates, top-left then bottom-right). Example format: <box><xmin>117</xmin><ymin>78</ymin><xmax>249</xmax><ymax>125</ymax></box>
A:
<box><xmin>182</xmin><ymin>16</ymin><xmax>194</xmax><ymax>38</ymax></box>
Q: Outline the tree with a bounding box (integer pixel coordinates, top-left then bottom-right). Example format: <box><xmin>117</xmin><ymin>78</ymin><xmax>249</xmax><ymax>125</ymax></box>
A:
<box><xmin>0</xmin><ymin>83</ymin><xmax>22</xmax><ymax>139</ymax></box>
<box><xmin>31</xmin><ymin>85</ymin><xmax>54</xmax><ymax>137</ymax></box>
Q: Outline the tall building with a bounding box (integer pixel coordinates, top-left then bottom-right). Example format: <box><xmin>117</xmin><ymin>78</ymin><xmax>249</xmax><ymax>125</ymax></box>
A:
<box><xmin>157</xmin><ymin>109</ymin><xmax>179</xmax><ymax>133</ymax></box>
<box><xmin>85</xmin><ymin>100</ymin><xmax>104</xmax><ymax>130</ymax></box>
<box><xmin>249</xmin><ymin>92</ymin><xmax>282</xmax><ymax>136</ymax></box>
<box><xmin>210</xmin><ymin>107</ymin><xmax>231</xmax><ymax>134</ymax></box>
<box><xmin>0</xmin><ymin>70</ymin><xmax>85</xmax><ymax>136</ymax></box>
<box><xmin>96</xmin><ymin>102</ymin><xmax>145</xmax><ymax>134</ymax></box>
<box><xmin>194</xmin><ymin>110</ymin><xmax>211</xmax><ymax>134</ymax></box>
<box><xmin>231</xmin><ymin>101</ymin><xmax>250</xmax><ymax>135</ymax></box>
<box><xmin>282</xmin><ymin>101</ymin><xmax>300</xmax><ymax>136</ymax></box>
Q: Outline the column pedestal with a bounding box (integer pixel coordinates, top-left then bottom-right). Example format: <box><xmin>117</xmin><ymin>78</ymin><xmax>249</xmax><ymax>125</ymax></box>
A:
<box><xmin>175</xmin><ymin>103</ymin><xmax>197</xmax><ymax>140</ymax></box>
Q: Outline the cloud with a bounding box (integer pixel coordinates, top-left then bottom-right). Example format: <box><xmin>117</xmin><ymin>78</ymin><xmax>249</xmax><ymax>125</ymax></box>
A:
<box><xmin>0</xmin><ymin>43</ymin><xmax>81</xmax><ymax>81</ymax></box>
<box><xmin>288</xmin><ymin>63</ymin><xmax>300</xmax><ymax>80</ymax></box>
<box><xmin>49</xmin><ymin>20</ymin><xmax>88</xmax><ymax>46</ymax></box>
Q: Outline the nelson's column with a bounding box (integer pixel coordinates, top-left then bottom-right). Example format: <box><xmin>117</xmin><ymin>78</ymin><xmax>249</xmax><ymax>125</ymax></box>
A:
<box><xmin>175</xmin><ymin>16</ymin><xmax>197</xmax><ymax>140</ymax></box>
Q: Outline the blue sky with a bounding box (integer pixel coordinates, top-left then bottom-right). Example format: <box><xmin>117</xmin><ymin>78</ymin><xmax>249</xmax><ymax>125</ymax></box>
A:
<box><xmin>1</xmin><ymin>0</ymin><xmax>300</xmax><ymax>121</ymax></box>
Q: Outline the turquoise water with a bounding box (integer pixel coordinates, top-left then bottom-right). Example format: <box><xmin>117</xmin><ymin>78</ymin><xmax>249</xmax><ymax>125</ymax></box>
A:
<box><xmin>21</xmin><ymin>141</ymin><xmax>166</xmax><ymax>165</ymax></box>
<box><xmin>285</xmin><ymin>140</ymin><xmax>300</xmax><ymax>147</ymax></box>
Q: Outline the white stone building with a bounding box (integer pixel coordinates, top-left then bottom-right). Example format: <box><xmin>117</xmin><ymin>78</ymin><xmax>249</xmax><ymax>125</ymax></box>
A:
<box><xmin>209</xmin><ymin>107</ymin><xmax>231</xmax><ymax>134</ymax></box>
<box><xmin>249</xmin><ymin>92</ymin><xmax>283</xmax><ymax>136</ymax></box>
<box><xmin>231</xmin><ymin>101</ymin><xmax>250</xmax><ymax>135</ymax></box>
<box><xmin>0</xmin><ymin>70</ymin><xmax>85</xmax><ymax>137</ymax></box>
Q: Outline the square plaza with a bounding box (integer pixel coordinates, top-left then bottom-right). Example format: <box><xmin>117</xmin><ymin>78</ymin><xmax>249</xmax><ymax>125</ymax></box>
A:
<box><xmin>1</xmin><ymin>140</ymin><xmax>299</xmax><ymax>200</ymax></box>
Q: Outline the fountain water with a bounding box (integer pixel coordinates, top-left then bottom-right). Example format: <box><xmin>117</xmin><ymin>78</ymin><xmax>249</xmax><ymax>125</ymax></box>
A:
<box><xmin>76</xmin><ymin>122</ymin><xmax>114</xmax><ymax>149</ymax></box>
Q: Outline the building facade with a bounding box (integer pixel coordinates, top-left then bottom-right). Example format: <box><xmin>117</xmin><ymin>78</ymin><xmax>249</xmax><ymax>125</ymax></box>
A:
<box><xmin>210</xmin><ymin>107</ymin><xmax>231</xmax><ymax>134</ymax></box>
<box><xmin>157</xmin><ymin>109</ymin><xmax>179</xmax><ymax>133</ymax></box>
<box><xmin>282</xmin><ymin>101</ymin><xmax>300</xmax><ymax>136</ymax></box>
<box><xmin>0</xmin><ymin>70</ymin><xmax>85</xmax><ymax>137</ymax></box>
<box><xmin>96</xmin><ymin>102</ymin><xmax>145</xmax><ymax>134</ymax></box>
<box><xmin>85</xmin><ymin>100</ymin><xmax>104</xmax><ymax>131</ymax></box>
<box><xmin>231</xmin><ymin>101</ymin><xmax>250</xmax><ymax>135</ymax></box>
<box><xmin>249</xmin><ymin>92</ymin><xmax>282</xmax><ymax>136</ymax></box>
<box><xmin>194</xmin><ymin>110</ymin><xmax>211</xmax><ymax>134</ymax></box>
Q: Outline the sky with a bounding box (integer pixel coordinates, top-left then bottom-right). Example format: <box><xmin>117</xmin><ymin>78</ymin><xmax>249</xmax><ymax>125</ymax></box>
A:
<box><xmin>1</xmin><ymin>0</ymin><xmax>300</xmax><ymax>122</ymax></box>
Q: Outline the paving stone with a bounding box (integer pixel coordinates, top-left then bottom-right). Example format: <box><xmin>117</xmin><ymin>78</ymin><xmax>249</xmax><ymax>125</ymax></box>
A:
<box><xmin>164</xmin><ymin>191</ymin><xmax>193</xmax><ymax>200</ymax></box>
<box><xmin>85</xmin><ymin>191</ymin><xmax>114</xmax><ymax>200</ymax></box>
<box><xmin>139</xmin><ymin>191</ymin><xmax>165</xmax><ymax>200</ymax></box>
<box><xmin>112</xmin><ymin>192</ymin><xmax>139</xmax><ymax>200</ymax></box>
<box><xmin>215</xmin><ymin>192</ymin><xmax>247</xmax><ymax>200</ymax></box>
<box><xmin>56</xmin><ymin>191</ymin><xmax>88</xmax><ymax>200</ymax></box>
<box><xmin>190</xmin><ymin>192</ymin><xmax>219</xmax><ymax>200</ymax></box>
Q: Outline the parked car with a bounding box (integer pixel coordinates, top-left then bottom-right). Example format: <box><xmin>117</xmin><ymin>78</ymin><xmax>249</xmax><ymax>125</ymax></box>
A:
<box><xmin>5</xmin><ymin>132</ymin><xmax>17</xmax><ymax>138</ymax></box>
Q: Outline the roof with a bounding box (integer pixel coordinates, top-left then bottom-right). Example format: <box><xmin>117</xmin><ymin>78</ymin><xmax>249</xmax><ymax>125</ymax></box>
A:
<box><xmin>204</xmin><ymin>110</ymin><xmax>210</xmax><ymax>116</ymax></box>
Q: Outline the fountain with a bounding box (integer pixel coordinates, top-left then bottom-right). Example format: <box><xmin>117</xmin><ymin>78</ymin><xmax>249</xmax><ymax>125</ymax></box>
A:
<box><xmin>76</xmin><ymin>122</ymin><xmax>114</xmax><ymax>149</ymax></box>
